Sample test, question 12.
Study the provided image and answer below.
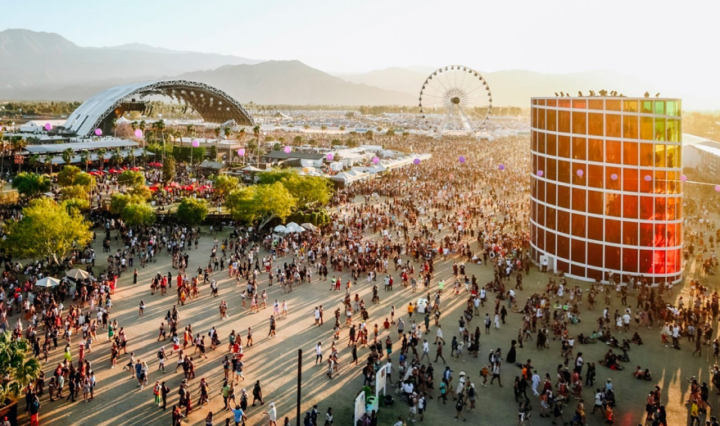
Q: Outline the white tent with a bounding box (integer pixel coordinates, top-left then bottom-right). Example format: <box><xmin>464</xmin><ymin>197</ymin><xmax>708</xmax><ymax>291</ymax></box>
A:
<box><xmin>35</xmin><ymin>277</ymin><xmax>61</xmax><ymax>288</ymax></box>
<box><xmin>285</xmin><ymin>222</ymin><xmax>305</xmax><ymax>233</ymax></box>
<box><xmin>273</xmin><ymin>225</ymin><xmax>288</xmax><ymax>233</ymax></box>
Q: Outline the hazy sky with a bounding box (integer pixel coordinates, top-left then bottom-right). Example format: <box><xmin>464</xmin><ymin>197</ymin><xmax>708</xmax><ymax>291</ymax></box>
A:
<box><xmin>3</xmin><ymin>0</ymin><xmax>719</xmax><ymax>106</ymax></box>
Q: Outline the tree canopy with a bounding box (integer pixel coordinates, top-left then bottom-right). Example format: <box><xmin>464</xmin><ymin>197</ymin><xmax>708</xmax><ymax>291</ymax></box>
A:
<box><xmin>117</xmin><ymin>170</ymin><xmax>145</xmax><ymax>187</ymax></box>
<box><xmin>110</xmin><ymin>193</ymin><xmax>146</xmax><ymax>215</ymax></box>
<box><xmin>226</xmin><ymin>182</ymin><xmax>296</xmax><ymax>229</ymax></box>
<box><xmin>212</xmin><ymin>175</ymin><xmax>241</xmax><ymax>199</ymax></box>
<box><xmin>57</xmin><ymin>165</ymin><xmax>95</xmax><ymax>190</ymax></box>
<box><xmin>12</xmin><ymin>172</ymin><xmax>51</xmax><ymax>198</ymax></box>
<box><xmin>122</xmin><ymin>203</ymin><xmax>156</xmax><ymax>227</ymax></box>
<box><xmin>0</xmin><ymin>331</ymin><xmax>42</xmax><ymax>404</ymax></box>
<box><xmin>257</xmin><ymin>170</ymin><xmax>333</xmax><ymax>209</ymax></box>
<box><xmin>175</xmin><ymin>197</ymin><xmax>208</xmax><ymax>226</ymax></box>
<box><xmin>2</xmin><ymin>198</ymin><xmax>92</xmax><ymax>264</ymax></box>
<box><xmin>162</xmin><ymin>157</ymin><xmax>176</xmax><ymax>183</ymax></box>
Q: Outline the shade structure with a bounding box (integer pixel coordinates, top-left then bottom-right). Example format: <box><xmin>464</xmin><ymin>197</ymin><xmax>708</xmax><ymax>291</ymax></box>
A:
<box><xmin>273</xmin><ymin>225</ymin><xmax>288</xmax><ymax>233</ymax></box>
<box><xmin>66</xmin><ymin>268</ymin><xmax>90</xmax><ymax>280</ymax></box>
<box><xmin>301</xmin><ymin>223</ymin><xmax>318</xmax><ymax>232</ymax></box>
<box><xmin>285</xmin><ymin>222</ymin><xmax>304</xmax><ymax>233</ymax></box>
<box><xmin>35</xmin><ymin>277</ymin><xmax>61</xmax><ymax>288</ymax></box>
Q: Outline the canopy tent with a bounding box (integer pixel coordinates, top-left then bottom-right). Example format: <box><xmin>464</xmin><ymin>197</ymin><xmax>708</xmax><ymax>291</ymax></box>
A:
<box><xmin>285</xmin><ymin>222</ymin><xmax>305</xmax><ymax>233</ymax></box>
<box><xmin>66</xmin><ymin>268</ymin><xmax>91</xmax><ymax>280</ymax></box>
<box><xmin>273</xmin><ymin>225</ymin><xmax>288</xmax><ymax>234</ymax></box>
<box><xmin>301</xmin><ymin>223</ymin><xmax>318</xmax><ymax>232</ymax></box>
<box><xmin>35</xmin><ymin>277</ymin><xmax>61</xmax><ymax>288</ymax></box>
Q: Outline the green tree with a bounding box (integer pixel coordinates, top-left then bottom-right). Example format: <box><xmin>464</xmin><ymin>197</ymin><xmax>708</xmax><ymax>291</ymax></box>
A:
<box><xmin>110</xmin><ymin>193</ymin><xmax>145</xmax><ymax>215</ymax></box>
<box><xmin>0</xmin><ymin>331</ymin><xmax>42</xmax><ymax>406</ymax></box>
<box><xmin>127</xmin><ymin>184</ymin><xmax>152</xmax><ymax>201</ymax></box>
<box><xmin>60</xmin><ymin>185</ymin><xmax>88</xmax><ymax>201</ymax></box>
<box><xmin>27</xmin><ymin>153</ymin><xmax>40</xmax><ymax>173</ymax></box>
<box><xmin>61</xmin><ymin>148</ymin><xmax>74</xmax><ymax>165</ymax></box>
<box><xmin>57</xmin><ymin>165</ymin><xmax>82</xmax><ymax>187</ymax></box>
<box><xmin>122</xmin><ymin>203</ymin><xmax>156</xmax><ymax>227</ymax></box>
<box><xmin>117</xmin><ymin>170</ymin><xmax>145</xmax><ymax>187</ymax></box>
<box><xmin>2</xmin><ymin>198</ymin><xmax>92</xmax><ymax>265</ymax></box>
<box><xmin>12</xmin><ymin>172</ymin><xmax>51</xmax><ymax>197</ymax></box>
<box><xmin>61</xmin><ymin>197</ymin><xmax>90</xmax><ymax>214</ymax></box>
<box><xmin>162</xmin><ymin>157</ymin><xmax>176</xmax><ymax>183</ymax></box>
<box><xmin>111</xmin><ymin>148</ymin><xmax>123</xmax><ymax>166</ymax></box>
<box><xmin>73</xmin><ymin>173</ymin><xmax>96</xmax><ymax>191</ymax></box>
<box><xmin>226</xmin><ymin>182</ymin><xmax>296</xmax><ymax>229</ymax></box>
<box><xmin>212</xmin><ymin>175</ymin><xmax>240</xmax><ymax>199</ymax></box>
<box><xmin>96</xmin><ymin>148</ymin><xmax>107</xmax><ymax>165</ymax></box>
<box><xmin>176</xmin><ymin>197</ymin><xmax>208</xmax><ymax>225</ymax></box>
<box><xmin>79</xmin><ymin>150</ymin><xmax>90</xmax><ymax>171</ymax></box>
<box><xmin>258</xmin><ymin>170</ymin><xmax>333</xmax><ymax>209</ymax></box>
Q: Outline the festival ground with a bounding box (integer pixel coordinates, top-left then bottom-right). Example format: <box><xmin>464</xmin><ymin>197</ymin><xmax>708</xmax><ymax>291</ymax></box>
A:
<box><xmin>23</xmin><ymin>198</ymin><xmax>717</xmax><ymax>426</ymax></box>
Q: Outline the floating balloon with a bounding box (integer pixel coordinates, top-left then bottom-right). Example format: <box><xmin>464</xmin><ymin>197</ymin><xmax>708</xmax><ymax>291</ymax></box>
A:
<box><xmin>576</xmin><ymin>169</ymin><xmax>584</xmax><ymax>177</ymax></box>
<box><xmin>413</xmin><ymin>158</ymin><xmax>421</xmax><ymax>165</ymax></box>
<box><xmin>643</xmin><ymin>175</ymin><xmax>652</xmax><ymax>182</ymax></box>
<box><xmin>44</xmin><ymin>123</ymin><xmax>52</xmax><ymax>131</ymax></box>
<box><xmin>458</xmin><ymin>156</ymin><xmax>466</xmax><ymax>164</ymax></box>
<box><xmin>237</xmin><ymin>148</ymin><xmax>245</xmax><ymax>156</ymax></box>
<box><xmin>716</xmin><ymin>185</ymin><xmax>720</xmax><ymax>192</ymax></box>
<box><xmin>680</xmin><ymin>175</ymin><xmax>688</xmax><ymax>182</ymax></box>
<box><xmin>498</xmin><ymin>164</ymin><xmax>505</xmax><ymax>171</ymax></box>
<box><xmin>192</xmin><ymin>140</ymin><xmax>200</xmax><ymax>148</ymax></box>
<box><xmin>610</xmin><ymin>173</ymin><xmax>618</xmax><ymax>181</ymax></box>
<box><xmin>134</xmin><ymin>129</ymin><xmax>143</xmax><ymax>138</ymax></box>
<box><xmin>372</xmin><ymin>156</ymin><xmax>379</xmax><ymax>164</ymax></box>
<box><xmin>283</xmin><ymin>146</ymin><xmax>292</xmax><ymax>154</ymax></box>
<box><xmin>94</xmin><ymin>128</ymin><xmax>102</xmax><ymax>136</ymax></box>
<box><xmin>327</xmin><ymin>153</ymin><xmax>334</xmax><ymax>161</ymax></box>
<box><xmin>536</xmin><ymin>170</ymin><xmax>544</xmax><ymax>177</ymax></box>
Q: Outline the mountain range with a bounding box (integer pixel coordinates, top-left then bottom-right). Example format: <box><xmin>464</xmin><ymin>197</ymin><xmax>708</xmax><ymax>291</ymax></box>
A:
<box><xmin>0</xmin><ymin>28</ymin><xmax>686</xmax><ymax>108</ymax></box>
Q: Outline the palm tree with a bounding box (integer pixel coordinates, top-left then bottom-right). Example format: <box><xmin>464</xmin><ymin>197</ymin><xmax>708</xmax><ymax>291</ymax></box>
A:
<box><xmin>79</xmin><ymin>150</ymin><xmax>89</xmax><ymax>172</ymax></box>
<box><xmin>339</xmin><ymin>126</ymin><xmax>346</xmax><ymax>132</ymax></box>
<box><xmin>111</xmin><ymin>118</ymin><xmax>118</xmax><ymax>138</ymax></box>
<box><xmin>186</xmin><ymin>124</ymin><xmax>196</xmax><ymax>138</ymax></box>
<box><xmin>252</xmin><ymin>125</ymin><xmax>261</xmax><ymax>164</ymax></box>
<box><xmin>131</xmin><ymin>121</ymin><xmax>138</xmax><ymax>133</ymax></box>
<box><xmin>293</xmin><ymin>135</ymin><xmax>303</xmax><ymax>146</ymax></box>
<box><xmin>28</xmin><ymin>154</ymin><xmax>40</xmax><ymax>173</ymax></box>
<box><xmin>320</xmin><ymin>125</ymin><xmax>327</xmax><ymax>133</ymax></box>
<box><xmin>43</xmin><ymin>154</ymin><xmax>52</xmax><ymax>173</ymax></box>
<box><xmin>237</xmin><ymin>128</ymin><xmax>246</xmax><ymax>143</ymax></box>
<box><xmin>213</xmin><ymin>128</ymin><xmax>221</xmax><ymax>139</ymax></box>
<box><xmin>155</xmin><ymin>119</ymin><xmax>166</xmax><ymax>161</ymax></box>
<box><xmin>223</xmin><ymin>127</ymin><xmax>232</xmax><ymax>139</ymax></box>
<box><xmin>61</xmin><ymin>148</ymin><xmax>74</xmax><ymax>166</ymax></box>
<box><xmin>111</xmin><ymin>148</ymin><xmax>123</xmax><ymax>166</ymax></box>
<box><xmin>139</xmin><ymin>120</ymin><xmax>147</xmax><ymax>136</ymax></box>
<box><xmin>96</xmin><ymin>148</ymin><xmax>107</xmax><ymax>167</ymax></box>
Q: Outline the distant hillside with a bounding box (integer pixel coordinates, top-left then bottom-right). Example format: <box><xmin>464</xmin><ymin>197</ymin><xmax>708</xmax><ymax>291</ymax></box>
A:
<box><xmin>339</xmin><ymin>67</ymin><xmax>653</xmax><ymax>107</ymax></box>
<box><xmin>0</xmin><ymin>29</ymin><xmax>260</xmax><ymax>92</ymax></box>
<box><xmin>179</xmin><ymin>60</ymin><xmax>416</xmax><ymax>105</ymax></box>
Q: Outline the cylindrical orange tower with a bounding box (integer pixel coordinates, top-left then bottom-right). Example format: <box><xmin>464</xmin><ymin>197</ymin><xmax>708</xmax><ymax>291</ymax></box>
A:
<box><xmin>530</xmin><ymin>96</ymin><xmax>683</xmax><ymax>283</ymax></box>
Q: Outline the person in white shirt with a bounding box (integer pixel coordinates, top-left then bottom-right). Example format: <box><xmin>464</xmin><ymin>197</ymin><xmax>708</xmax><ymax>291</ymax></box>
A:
<box><xmin>531</xmin><ymin>371</ymin><xmax>541</xmax><ymax>396</ymax></box>
<box><xmin>435</xmin><ymin>325</ymin><xmax>445</xmax><ymax>344</ymax></box>
<box><xmin>315</xmin><ymin>342</ymin><xmax>322</xmax><ymax>365</ymax></box>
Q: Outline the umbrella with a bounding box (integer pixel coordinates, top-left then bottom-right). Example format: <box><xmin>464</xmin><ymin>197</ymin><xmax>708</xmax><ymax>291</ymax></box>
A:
<box><xmin>301</xmin><ymin>223</ymin><xmax>318</xmax><ymax>232</ymax></box>
<box><xmin>285</xmin><ymin>222</ymin><xmax>304</xmax><ymax>233</ymax></box>
<box><xmin>273</xmin><ymin>225</ymin><xmax>288</xmax><ymax>233</ymax></box>
<box><xmin>66</xmin><ymin>268</ymin><xmax>90</xmax><ymax>280</ymax></box>
<box><xmin>149</xmin><ymin>185</ymin><xmax>159</xmax><ymax>191</ymax></box>
<box><xmin>35</xmin><ymin>277</ymin><xmax>61</xmax><ymax>288</ymax></box>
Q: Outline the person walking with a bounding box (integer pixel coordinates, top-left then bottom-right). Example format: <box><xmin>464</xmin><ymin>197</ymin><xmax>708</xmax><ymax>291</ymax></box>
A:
<box><xmin>315</xmin><ymin>342</ymin><xmax>323</xmax><ymax>365</ymax></box>
<box><xmin>264</xmin><ymin>402</ymin><xmax>278</xmax><ymax>426</ymax></box>
<box><xmin>434</xmin><ymin>342</ymin><xmax>446</xmax><ymax>363</ymax></box>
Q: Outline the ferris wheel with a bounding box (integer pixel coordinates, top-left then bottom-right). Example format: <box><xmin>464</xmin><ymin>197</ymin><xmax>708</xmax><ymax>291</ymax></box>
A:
<box><xmin>418</xmin><ymin>65</ymin><xmax>492</xmax><ymax>138</ymax></box>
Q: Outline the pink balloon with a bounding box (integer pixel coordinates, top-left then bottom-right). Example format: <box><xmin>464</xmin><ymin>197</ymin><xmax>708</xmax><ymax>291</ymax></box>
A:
<box><xmin>458</xmin><ymin>156</ymin><xmax>466</xmax><ymax>164</ymax></box>
<box><xmin>44</xmin><ymin>123</ymin><xmax>52</xmax><ymax>131</ymax></box>
<box><xmin>536</xmin><ymin>170</ymin><xmax>544</xmax><ymax>177</ymax></box>
<box><xmin>413</xmin><ymin>158</ymin><xmax>421</xmax><ymax>165</ymax></box>
<box><xmin>716</xmin><ymin>185</ymin><xmax>720</xmax><ymax>192</ymax></box>
<box><xmin>610</xmin><ymin>173</ymin><xmax>618</xmax><ymax>181</ymax></box>
<box><xmin>498</xmin><ymin>164</ymin><xmax>505</xmax><ymax>171</ymax></box>
<box><xmin>134</xmin><ymin>129</ymin><xmax>143</xmax><ymax>138</ymax></box>
<box><xmin>94</xmin><ymin>128</ymin><xmax>102</xmax><ymax>136</ymax></box>
<box><xmin>327</xmin><ymin>153</ymin><xmax>334</xmax><ymax>161</ymax></box>
<box><xmin>680</xmin><ymin>175</ymin><xmax>688</xmax><ymax>182</ymax></box>
<box><xmin>283</xmin><ymin>146</ymin><xmax>292</xmax><ymax>154</ymax></box>
<box><xmin>237</xmin><ymin>149</ymin><xmax>245</xmax><ymax>156</ymax></box>
<box><xmin>192</xmin><ymin>140</ymin><xmax>200</xmax><ymax>148</ymax></box>
<box><xmin>372</xmin><ymin>156</ymin><xmax>379</xmax><ymax>164</ymax></box>
<box><xmin>643</xmin><ymin>175</ymin><xmax>652</xmax><ymax>182</ymax></box>
<box><xmin>576</xmin><ymin>169</ymin><xmax>584</xmax><ymax>177</ymax></box>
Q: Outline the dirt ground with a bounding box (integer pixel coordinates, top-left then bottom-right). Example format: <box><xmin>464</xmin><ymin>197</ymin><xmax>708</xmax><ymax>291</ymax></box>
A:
<box><xmin>19</xmin><ymin>200</ymin><xmax>720</xmax><ymax>426</ymax></box>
